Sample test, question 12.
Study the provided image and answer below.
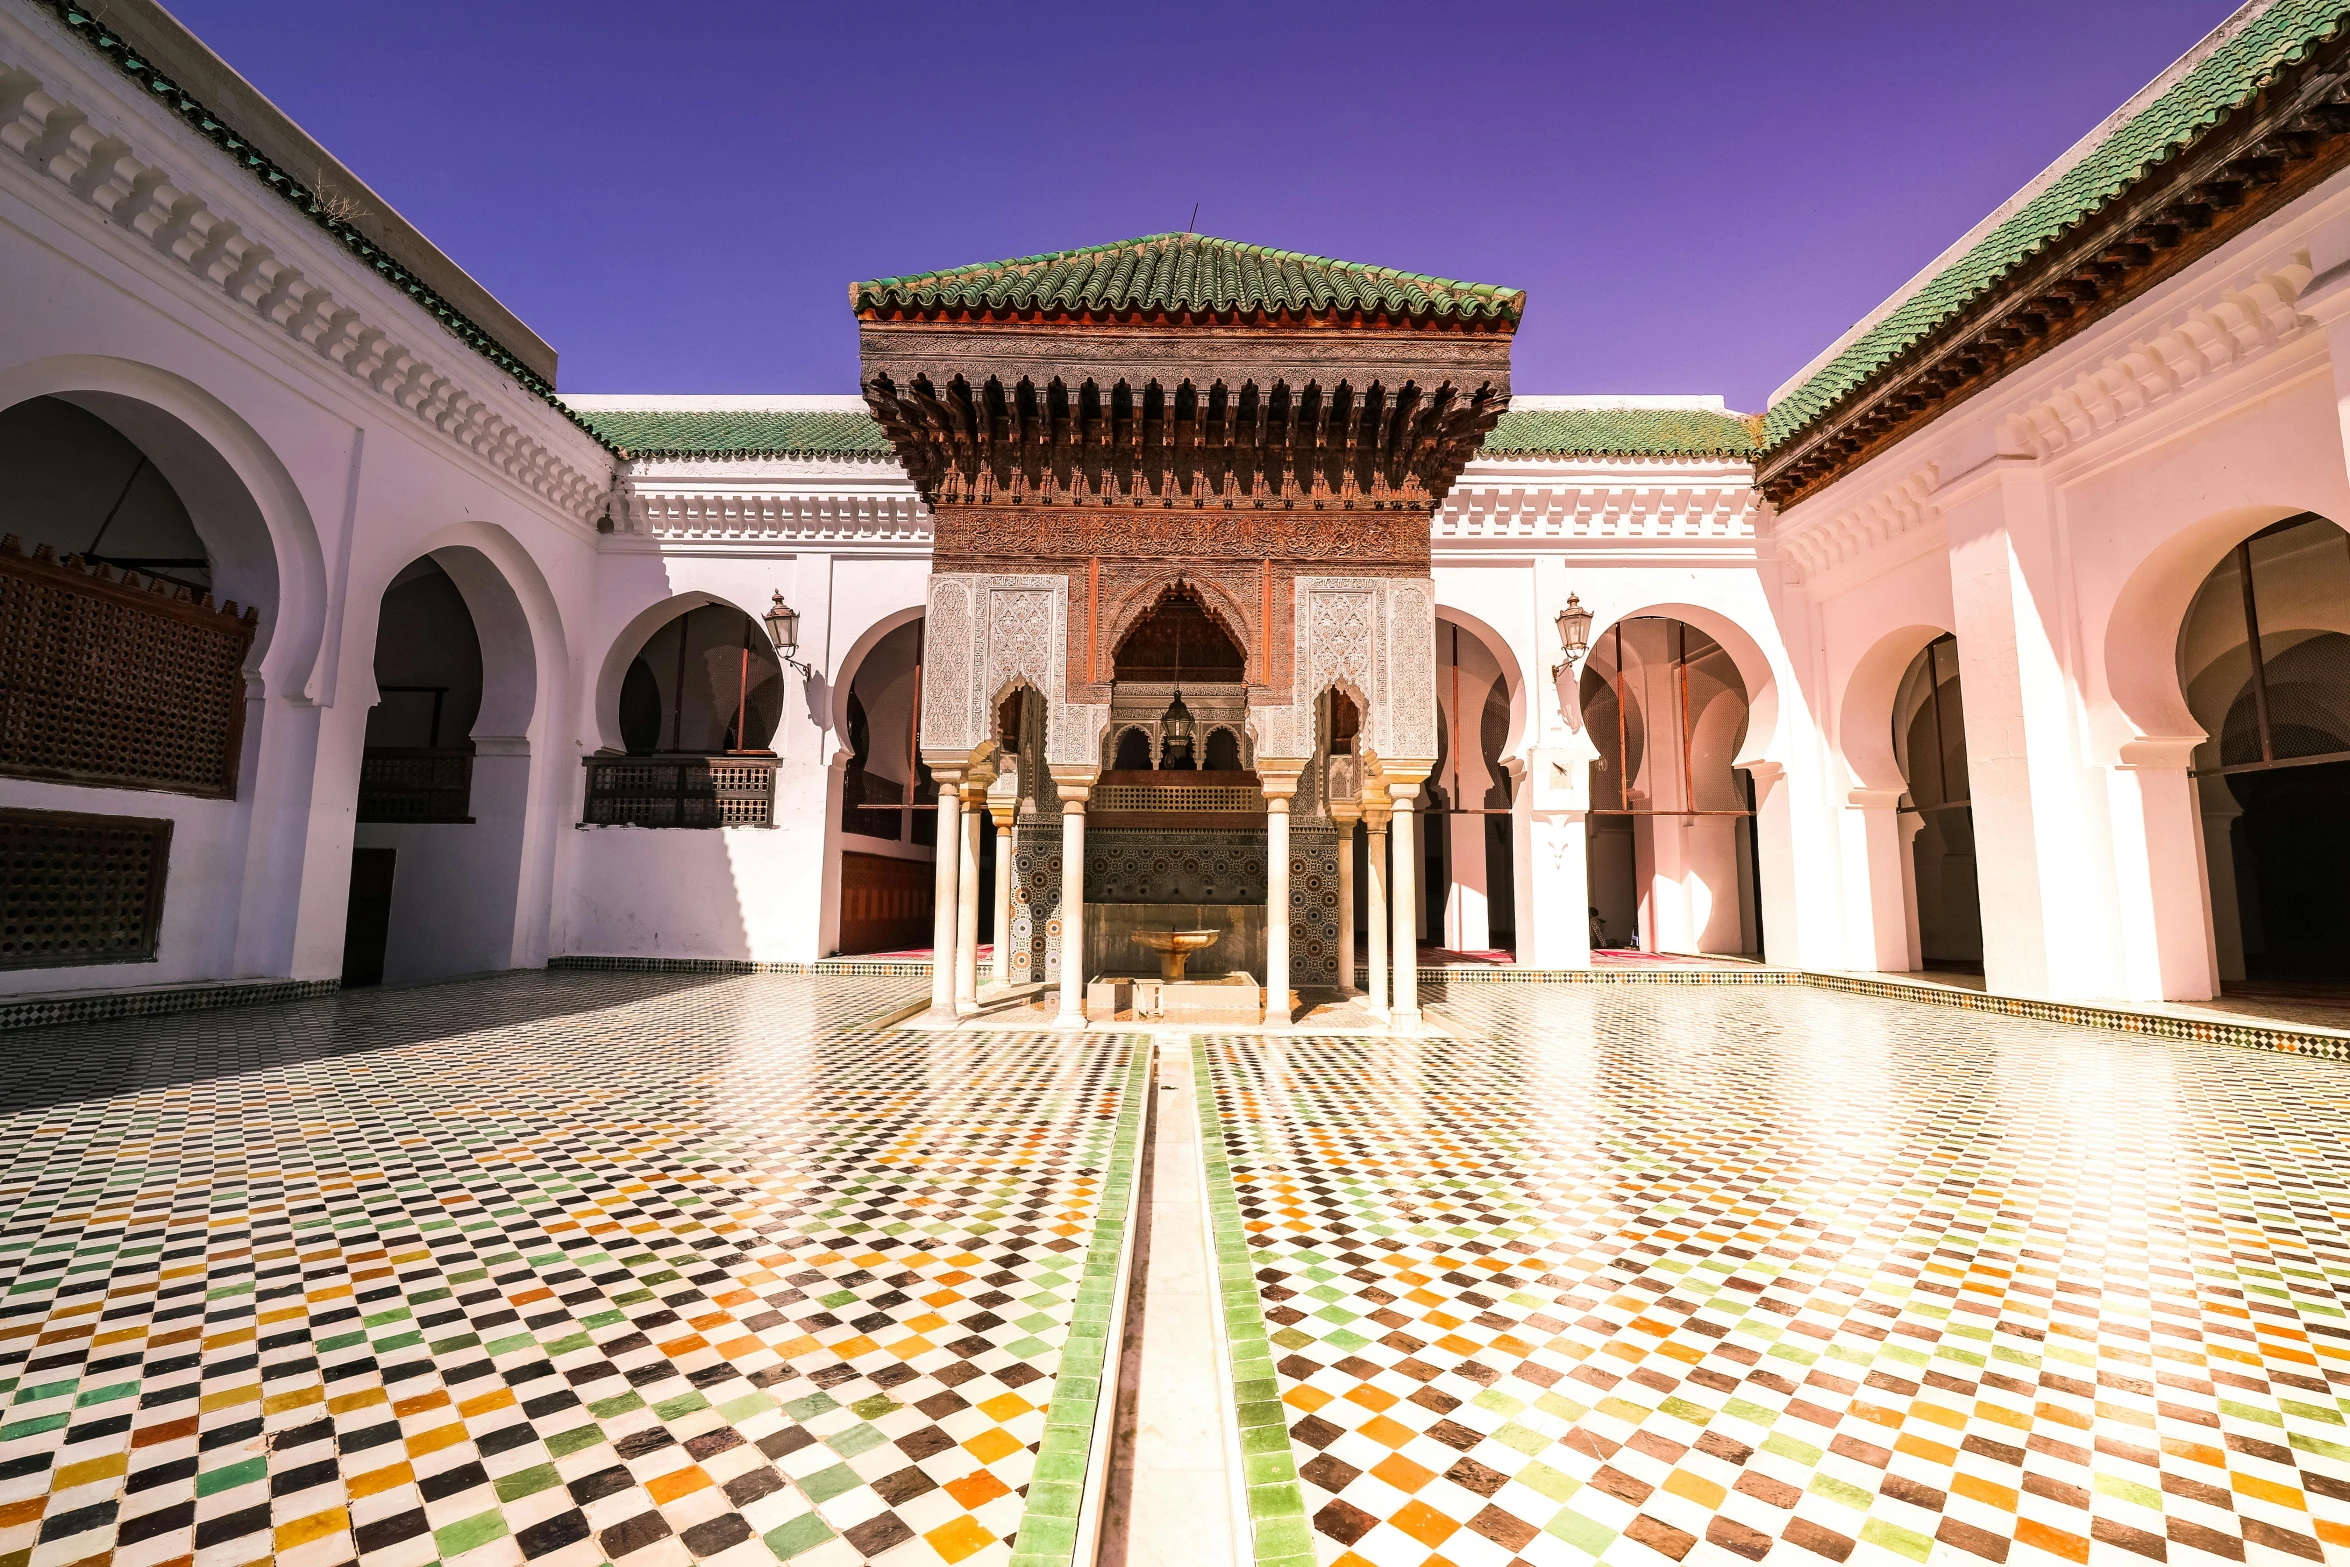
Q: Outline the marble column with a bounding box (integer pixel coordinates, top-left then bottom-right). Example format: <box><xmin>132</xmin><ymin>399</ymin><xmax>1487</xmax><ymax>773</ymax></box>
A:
<box><xmin>955</xmin><ymin>777</ymin><xmax>986</xmax><ymax>1015</ymax></box>
<box><xmin>1265</xmin><ymin>797</ymin><xmax>1291</xmax><ymax>1025</ymax></box>
<box><xmin>1054</xmin><ymin>779</ymin><xmax>1090</xmax><ymax>1028</ymax></box>
<box><xmin>926</xmin><ymin>769</ymin><xmax>964</xmax><ymax>1019</ymax></box>
<box><xmin>1389</xmin><ymin>782</ymin><xmax>1422</xmax><ymax>1028</ymax></box>
<box><xmin>1331</xmin><ymin>796</ymin><xmax>1360</xmax><ymax>996</ymax></box>
<box><xmin>1364</xmin><ymin>798</ymin><xmax>1392</xmax><ymax>1018</ymax></box>
<box><xmin>987</xmin><ymin>784</ymin><xmax>1018</xmax><ymax>988</ymax></box>
<box><xmin>1899</xmin><ymin>814</ymin><xmax>1927</xmax><ymax>973</ymax></box>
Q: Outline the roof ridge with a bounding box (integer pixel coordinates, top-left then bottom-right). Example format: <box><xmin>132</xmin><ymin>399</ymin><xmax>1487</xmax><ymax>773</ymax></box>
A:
<box><xmin>852</xmin><ymin>232</ymin><xmax>1524</xmax><ymax>322</ymax></box>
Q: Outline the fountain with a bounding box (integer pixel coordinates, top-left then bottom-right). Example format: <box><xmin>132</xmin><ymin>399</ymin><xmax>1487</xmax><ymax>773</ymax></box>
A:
<box><xmin>1083</xmin><ymin>925</ymin><xmax>1263</xmax><ymax>1024</ymax></box>
<box><xmin>1128</xmin><ymin>928</ymin><xmax>1220</xmax><ymax>981</ymax></box>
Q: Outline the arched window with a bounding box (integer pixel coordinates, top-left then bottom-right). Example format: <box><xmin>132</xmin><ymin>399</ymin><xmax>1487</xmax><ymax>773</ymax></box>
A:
<box><xmin>1112</xmin><ymin>727</ymin><xmax>1154</xmax><ymax>771</ymax></box>
<box><xmin>616</xmin><ymin>603</ymin><xmax>784</xmax><ymax>755</ymax></box>
<box><xmin>1203</xmin><ymin>727</ymin><xmax>1242</xmax><ymax>771</ymax></box>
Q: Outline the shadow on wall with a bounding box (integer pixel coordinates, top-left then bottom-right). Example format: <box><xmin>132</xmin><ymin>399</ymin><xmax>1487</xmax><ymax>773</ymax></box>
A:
<box><xmin>2181</xmin><ymin>513</ymin><xmax>2350</xmax><ymax>982</ymax></box>
<box><xmin>0</xmin><ymin>969</ymin><xmax>740</xmax><ymax>1114</ymax></box>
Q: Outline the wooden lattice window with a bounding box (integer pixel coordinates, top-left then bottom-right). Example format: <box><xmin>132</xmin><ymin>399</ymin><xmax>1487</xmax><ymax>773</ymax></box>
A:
<box><xmin>0</xmin><ymin>538</ymin><xmax>258</xmax><ymax>798</ymax></box>
<box><xmin>0</xmin><ymin>806</ymin><xmax>172</xmax><ymax>969</ymax></box>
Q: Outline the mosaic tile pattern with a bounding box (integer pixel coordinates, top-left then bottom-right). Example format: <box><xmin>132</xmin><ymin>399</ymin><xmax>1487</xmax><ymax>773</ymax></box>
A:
<box><xmin>0</xmin><ymin>971</ymin><xmax>1142</xmax><ymax>1567</ymax></box>
<box><xmin>1202</xmin><ymin>985</ymin><xmax>2350</xmax><ymax>1567</ymax></box>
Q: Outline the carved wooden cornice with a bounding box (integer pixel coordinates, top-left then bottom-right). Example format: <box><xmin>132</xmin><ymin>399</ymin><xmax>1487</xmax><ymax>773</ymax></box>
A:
<box><xmin>857</xmin><ymin>320</ymin><xmax>1511</xmax><ymax>513</ymax></box>
<box><xmin>1759</xmin><ymin>24</ymin><xmax>2350</xmax><ymax>508</ymax></box>
<box><xmin>931</xmin><ymin>508</ymin><xmax>1428</xmax><ymax>570</ymax></box>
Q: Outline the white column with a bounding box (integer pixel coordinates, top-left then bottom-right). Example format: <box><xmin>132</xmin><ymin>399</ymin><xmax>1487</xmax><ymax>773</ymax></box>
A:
<box><xmin>927</xmin><ymin>770</ymin><xmax>964</xmax><ymax>1018</ymax></box>
<box><xmin>988</xmin><ymin>804</ymin><xmax>1016</xmax><ymax>987</ymax></box>
<box><xmin>1055</xmin><ymin>785</ymin><xmax>1089</xmax><ymax>1027</ymax></box>
<box><xmin>1445</xmin><ymin>809</ymin><xmax>1489</xmax><ymax>952</ymax></box>
<box><xmin>1331</xmin><ymin>802</ymin><xmax>1359</xmax><ymax>995</ymax></box>
<box><xmin>1265</xmin><ymin>798</ymin><xmax>1291</xmax><ymax>1024</ymax></box>
<box><xmin>1390</xmin><ymin>782</ymin><xmax>1422</xmax><ymax>1027</ymax></box>
<box><xmin>2198</xmin><ymin>774</ymin><xmax>2246</xmax><ymax>983</ymax></box>
<box><xmin>1522</xmin><ymin>746</ymin><xmax>1592</xmax><ymax>969</ymax></box>
<box><xmin>1899</xmin><ymin>814</ymin><xmax>1926</xmax><ymax>972</ymax></box>
<box><xmin>1843</xmin><ymin>788</ymin><xmax>1910</xmax><ymax>973</ymax></box>
<box><xmin>2106</xmin><ymin>743</ymin><xmax>2217</xmax><ymax>1001</ymax></box>
<box><xmin>1945</xmin><ymin>459</ymin><xmax>2117</xmax><ymax>998</ymax></box>
<box><xmin>955</xmin><ymin>779</ymin><xmax>985</xmax><ymax>1015</ymax></box>
<box><xmin>1365</xmin><ymin>804</ymin><xmax>1391</xmax><ymax>1017</ymax></box>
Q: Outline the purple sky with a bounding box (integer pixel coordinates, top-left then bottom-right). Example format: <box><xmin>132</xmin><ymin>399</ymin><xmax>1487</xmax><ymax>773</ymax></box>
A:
<box><xmin>165</xmin><ymin>0</ymin><xmax>2234</xmax><ymax>409</ymax></box>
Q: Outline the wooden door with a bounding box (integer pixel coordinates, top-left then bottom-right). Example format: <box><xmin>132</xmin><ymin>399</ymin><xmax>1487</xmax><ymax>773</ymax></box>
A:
<box><xmin>342</xmin><ymin>847</ymin><xmax>397</xmax><ymax>987</ymax></box>
<box><xmin>837</xmin><ymin>850</ymin><xmax>935</xmax><ymax>955</ymax></box>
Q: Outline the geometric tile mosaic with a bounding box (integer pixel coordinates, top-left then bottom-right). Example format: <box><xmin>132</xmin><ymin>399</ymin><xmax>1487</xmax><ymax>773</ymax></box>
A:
<box><xmin>1201</xmin><ymin>985</ymin><xmax>2350</xmax><ymax>1567</ymax></box>
<box><xmin>0</xmin><ymin>972</ymin><xmax>1140</xmax><ymax>1567</ymax></box>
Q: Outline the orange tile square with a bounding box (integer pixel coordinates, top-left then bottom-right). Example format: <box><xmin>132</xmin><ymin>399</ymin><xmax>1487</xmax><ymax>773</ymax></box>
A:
<box><xmin>346</xmin><ymin>1463</ymin><xmax>414</xmax><ymax>1500</ymax></box>
<box><xmin>274</xmin><ymin>1506</ymin><xmax>349</xmax><ymax>1551</ymax></box>
<box><xmin>962</xmin><ymin>1429</ymin><xmax>1022</xmax><ymax>1465</ymax></box>
<box><xmin>944</xmin><ymin>1470</ymin><xmax>1011</xmax><ymax>1508</ymax></box>
<box><xmin>925</xmin><ymin>1516</ymin><xmax>994</xmax><ymax>1563</ymax></box>
<box><xmin>976</xmin><ymin>1393</ymin><xmax>1034</xmax><ymax>1421</ymax></box>
<box><xmin>1389</xmin><ymin>1499</ymin><xmax>1460</xmax><ymax>1547</ymax></box>
<box><xmin>646</xmin><ymin>1465</ymin><xmax>711</xmax><ymax>1505</ymax></box>
<box><xmin>1359</xmin><ymin>1415</ymin><xmax>1416</xmax><ymax>1449</ymax></box>
<box><xmin>1369</xmin><ymin>1455</ymin><xmax>1434</xmax><ymax>1493</ymax></box>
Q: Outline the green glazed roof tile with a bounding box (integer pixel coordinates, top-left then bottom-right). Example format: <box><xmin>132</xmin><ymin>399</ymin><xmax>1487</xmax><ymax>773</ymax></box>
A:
<box><xmin>1763</xmin><ymin>0</ymin><xmax>2350</xmax><ymax>452</ymax></box>
<box><xmin>568</xmin><ymin>407</ymin><xmax>895</xmax><ymax>459</ymax></box>
<box><xmin>852</xmin><ymin>233</ymin><xmax>1524</xmax><ymax>324</ymax></box>
<box><xmin>575</xmin><ymin>402</ymin><xmax>1757</xmax><ymax>461</ymax></box>
<box><xmin>1481</xmin><ymin>408</ymin><xmax>1756</xmax><ymax>459</ymax></box>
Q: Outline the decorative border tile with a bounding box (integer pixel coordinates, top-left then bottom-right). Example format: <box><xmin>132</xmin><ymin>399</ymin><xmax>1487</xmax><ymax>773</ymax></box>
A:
<box><xmin>1191</xmin><ymin>1039</ymin><xmax>1316</xmax><ymax>1567</ymax></box>
<box><xmin>1007</xmin><ymin>1036</ymin><xmax>1151</xmax><ymax>1567</ymax></box>
<box><xmin>0</xmin><ymin>976</ymin><xmax>336</xmax><ymax>1033</ymax></box>
<box><xmin>551</xmin><ymin>956</ymin><xmax>935</xmax><ymax>979</ymax></box>
<box><xmin>1800</xmin><ymin>970</ymin><xmax>2350</xmax><ymax>1060</ymax></box>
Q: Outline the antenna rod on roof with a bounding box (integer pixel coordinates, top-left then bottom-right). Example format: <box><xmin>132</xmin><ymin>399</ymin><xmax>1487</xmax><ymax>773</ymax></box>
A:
<box><xmin>1187</xmin><ymin>203</ymin><xmax>1198</xmax><ymax>234</ymax></box>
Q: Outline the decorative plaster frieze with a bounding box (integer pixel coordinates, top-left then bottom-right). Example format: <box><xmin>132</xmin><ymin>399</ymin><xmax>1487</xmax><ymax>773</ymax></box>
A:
<box><xmin>614</xmin><ymin>482</ymin><xmax>931</xmax><ymax>543</ymax></box>
<box><xmin>0</xmin><ymin>29</ymin><xmax>609</xmax><ymax>523</ymax></box>
<box><xmin>1995</xmin><ymin>256</ymin><xmax>2314</xmax><ymax>459</ymax></box>
<box><xmin>1437</xmin><ymin>459</ymin><xmax>1758</xmax><ymax>540</ymax></box>
<box><xmin>1773</xmin><ymin>465</ymin><xmax>1940</xmax><ymax>580</ymax></box>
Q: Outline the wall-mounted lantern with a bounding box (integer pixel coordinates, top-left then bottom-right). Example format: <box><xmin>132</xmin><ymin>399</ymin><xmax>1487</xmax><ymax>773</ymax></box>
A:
<box><xmin>765</xmin><ymin>591</ymin><xmax>813</xmax><ymax>676</ymax></box>
<box><xmin>1553</xmin><ymin>593</ymin><xmax>1594</xmax><ymax>679</ymax></box>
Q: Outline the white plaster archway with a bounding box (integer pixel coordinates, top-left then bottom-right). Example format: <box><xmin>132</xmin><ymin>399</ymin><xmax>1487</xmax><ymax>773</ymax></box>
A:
<box><xmin>0</xmin><ymin>355</ymin><xmax>326</xmax><ymax>699</ymax></box>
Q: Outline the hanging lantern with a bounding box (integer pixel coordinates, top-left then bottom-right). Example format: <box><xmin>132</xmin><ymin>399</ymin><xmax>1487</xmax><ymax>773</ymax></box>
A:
<box><xmin>1159</xmin><ymin>686</ymin><xmax>1196</xmax><ymax>768</ymax></box>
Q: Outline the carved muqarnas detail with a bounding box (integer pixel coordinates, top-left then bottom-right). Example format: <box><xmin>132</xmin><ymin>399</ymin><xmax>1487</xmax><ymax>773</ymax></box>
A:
<box><xmin>932</xmin><ymin>509</ymin><xmax>1430</xmax><ymax>567</ymax></box>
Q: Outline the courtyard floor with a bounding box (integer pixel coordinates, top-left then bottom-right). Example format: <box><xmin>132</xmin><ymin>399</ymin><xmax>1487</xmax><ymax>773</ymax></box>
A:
<box><xmin>0</xmin><ymin>976</ymin><xmax>2344</xmax><ymax>1567</ymax></box>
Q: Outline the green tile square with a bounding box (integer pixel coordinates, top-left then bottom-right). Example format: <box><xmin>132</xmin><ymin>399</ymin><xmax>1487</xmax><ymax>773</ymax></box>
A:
<box><xmin>494</xmin><ymin>1463</ymin><xmax>560</xmax><ymax>1502</ymax></box>
<box><xmin>798</xmin><ymin>1462</ymin><xmax>861</xmax><ymax>1503</ymax></box>
<box><xmin>764</xmin><ymin>1513</ymin><xmax>835</xmax><ymax>1559</ymax></box>
<box><xmin>434</xmin><ymin>1509</ymin><xmax>511</xmax><ymax>1558</ymax></box>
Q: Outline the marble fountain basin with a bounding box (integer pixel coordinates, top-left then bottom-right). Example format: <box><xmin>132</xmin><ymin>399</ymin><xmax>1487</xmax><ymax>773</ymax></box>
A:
<box><xmin>1128</xmin><ymin>928</ymin><xmax>1221</xmax><ymax>981</ymax></box>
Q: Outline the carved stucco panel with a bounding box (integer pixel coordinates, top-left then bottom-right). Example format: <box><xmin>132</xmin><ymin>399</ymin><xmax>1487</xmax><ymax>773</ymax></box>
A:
<box><xmin>1288</xmin><ymin>577</ymin><xmax>1390</xmax><ymax>758</ymax></box>
<box><xmin>920</xmin><ymin>576</ymin><xmax>977</xmax><ymax>754</ymax></box>
<box><xmin>1385</xmin><ymin>582</ymin><xmax>1438</xmax><ymax>761</ymax></box>
<box><xmin>983</xmin><ymin>581</ymin><xmax>1062</xmax><ymax>710</ymax></box>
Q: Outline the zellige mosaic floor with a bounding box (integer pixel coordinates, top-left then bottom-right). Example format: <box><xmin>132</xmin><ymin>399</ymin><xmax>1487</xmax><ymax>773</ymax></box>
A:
<box><xmin>1201</xmin><ymin>985</ymin><xmax>2350</xmax><ymax>1567</ymax></box>
<box><xmin>0</xmin><ymin>972</ymin><xmax>1143</xmax><ymax>1567</ymax></box>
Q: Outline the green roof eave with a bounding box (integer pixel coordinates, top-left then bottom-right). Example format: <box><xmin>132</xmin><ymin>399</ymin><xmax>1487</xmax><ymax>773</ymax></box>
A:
<box><xmin>38</xmin><ymin>1</ymin><xmax>619</xmax><ymax>455</ymax></box>
<box><xmin>570</xmin><ymin>407</ymin><xmax>897</xmax><ymax>460</ymax></box>
<box><xmin>1763</xmin><ymin>0</ymin><xmax>2350</xmax><ymax>454</ymax></box>
<box><xmin>1480</xmin><ymin>408</ymin><xmax>1757</xmax><ymax>459</ymax></box>
<box><xmin>852</xmin><ymin>233</ymin><xmax>1525</xmax><ymax>324</ymax></box>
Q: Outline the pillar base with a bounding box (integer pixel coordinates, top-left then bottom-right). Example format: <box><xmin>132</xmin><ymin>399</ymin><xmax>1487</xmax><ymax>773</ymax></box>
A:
<box><xmin>1049</xmin><ymin>1008</ymin><xmax>1088</xmax><ymax>1030</ymax></box>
